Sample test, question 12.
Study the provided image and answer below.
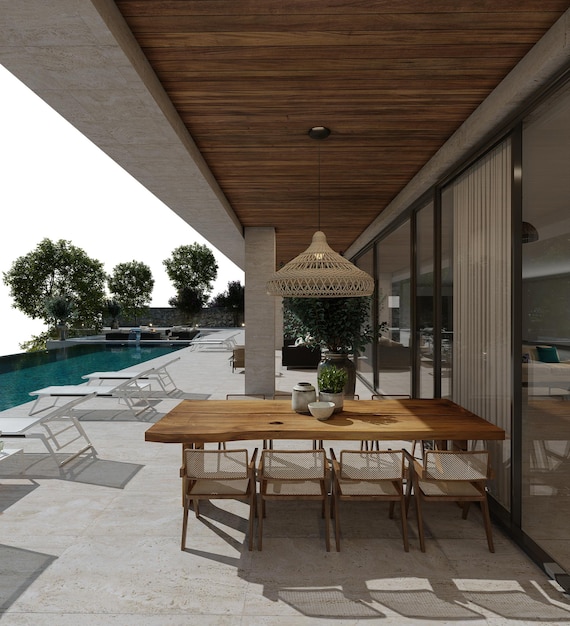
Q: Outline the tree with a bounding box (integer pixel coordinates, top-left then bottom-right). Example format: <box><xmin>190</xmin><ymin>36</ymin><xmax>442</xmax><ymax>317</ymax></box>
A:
<box><xmin>163</xmin><ymin>243</ymin><xmax>218</xmax><ymax>297</ymax></box>
<box><xmin>44</xmin><ymin>295</ymin><xmax>74</xmax><ymax>339</ymax></box>
<box><xmin>210</xmin><ymin>280</ymin><xmax>244</xmax><ymax>326</ymax></box>
<box><xmin>169</xmin><ymin>286</ymin><xmax>204</xmax><ymax>322</ymax></box>
<box><xmin>284</xmin><ymin>296</ymin><xmax>377</xmax><ymax>355</ymax></box>
<box><xmin>3</xmin><ymin>238</ymin><xmax>106</xmax><ymax>330</ymax></box>
<box><xmin>107</xmin><ymin>261</ymin><xmax>154</xmax><ymax>325</ymax></box>
<box><xmin>105</xmin><ymin>299</ymin><xmax>122</xmax><ymax>329</ymax></box>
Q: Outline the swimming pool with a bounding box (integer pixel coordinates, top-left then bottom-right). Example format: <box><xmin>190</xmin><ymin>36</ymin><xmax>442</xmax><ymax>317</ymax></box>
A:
<box><xmin>0</xmin><ymin>344</ymin><xmax>186</xmax><ymax>412</ymax></box>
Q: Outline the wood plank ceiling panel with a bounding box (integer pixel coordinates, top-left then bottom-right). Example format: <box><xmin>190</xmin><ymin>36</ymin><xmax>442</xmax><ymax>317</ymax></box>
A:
<box><xmin>115</xmin><ymin>0</ymin><xmax>569</xmax><ymax>266</ymax></box>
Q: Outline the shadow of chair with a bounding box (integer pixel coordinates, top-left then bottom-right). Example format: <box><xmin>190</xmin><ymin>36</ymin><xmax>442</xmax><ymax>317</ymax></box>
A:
<box><xmin>258</xmin><ymin>449</ymin><xmax>330</xmax><ymax>551</ymax></box>
<box><xmin>330</xmin><ymin>449</ymin><xmax>409</xmax><ymax>552</ymax></box>
<box><xmin>363</xmin><ymin>394</ymin><xmax>420</xmax><ymax>456</ymax></box>
<box><xmin>405</xmin><ymin>449</ymin><xmax>495</xmax><ymax>552</ymax></box>
<box><xmin>181</xmin><ymin>447</ymin><xmax>258</xmax><ymax>551</ymax></box>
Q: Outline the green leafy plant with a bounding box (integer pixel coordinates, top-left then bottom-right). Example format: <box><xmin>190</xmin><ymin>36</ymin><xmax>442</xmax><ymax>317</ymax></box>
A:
<box><xmin>284</xmin><ymin>296</ymin><xmax>378</xmax><ymax>355</ymax></box>
<box><xmin>317</xmin><ymin>365</ymin><xmax>348</xmax><ymax>394</ymax></box>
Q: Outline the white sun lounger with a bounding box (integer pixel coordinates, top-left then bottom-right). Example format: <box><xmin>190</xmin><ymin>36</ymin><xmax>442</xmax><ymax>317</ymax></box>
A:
<box><xmin>188</xmin><ymin>334</ymin><xmax>238</xmax><ymax>351</ymax></box>
<box><xmin>81</xmin><ymin>357</ymin><xmax>180</xmax><ymax>395</ymax></box>
<box><xmin>0</xmin><ymin>394</ymin><xmax>96</xmax><ymax>467</ymax></box>
<box><xmin>29</xmin><ymin>372</ymin><xmax>153</xmax><ymax>417</ymax></box>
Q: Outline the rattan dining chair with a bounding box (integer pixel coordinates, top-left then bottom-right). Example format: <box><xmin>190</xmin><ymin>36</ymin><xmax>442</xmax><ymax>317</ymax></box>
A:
<box><xmin>330</xmin><ymin>449</ymin><xmax>409</xmax><ymax>552</ymax></box>
<box><xmin>181</xmin><ymin>448</ymin><xmax>258</xmax><ymax>551</ymax></box>
<box><xmin>405</xmin><ymin>449</ymin><xmax>495</xmax><ymax>552</ymax></box>
<box><xmin>257</xmin><ymin>449</ymin><xmax>331</xmax><ymax>551</ymax></box>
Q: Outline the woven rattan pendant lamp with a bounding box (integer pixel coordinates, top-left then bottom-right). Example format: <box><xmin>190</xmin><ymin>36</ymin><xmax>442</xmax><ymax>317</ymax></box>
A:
<box><xmin>266</xmin><ymin>127</ymin><xmax>374</xmax><ymax>298</ymax></box>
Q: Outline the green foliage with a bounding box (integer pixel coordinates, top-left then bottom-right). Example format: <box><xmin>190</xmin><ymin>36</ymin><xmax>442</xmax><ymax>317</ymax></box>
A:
<box><xmin>105</xmin><ymin>299</ymin><xmax>122</xmax><ymax>328</ymax></box>
<box><xmin>169</xmin><ymin>286</ymin><xmax>204</xmax><ymax>321</ymax></box>
<box><xmin>44</xmin><ymin>295</ymin><xmax>74</xmax><ymax>339</ymax></box>
<box><xmin>107</xmin><ymin>261</ymin><xmax>154</xmax><ymax>323</ymax></box>
<box><xmin>317</xmin><ymin>365</ymin><xmax>348</xmax><ymax>393</ymax></box>
<box><xmin>44</xmin><ymin>295</ymin><xmax>74</xmax><ymax>326</ymax></box>
<box><xmin>284</xmin><ymin>296</ymin><xmax>375</xmax><ymax>355</ymax></box>
<box><xmin>210</xmin><ymin>280</ymin><xmax>244</xmax><ymax>326</ymax></box>
<box><xmin>105</xmin><ymin>299</ymin><xmax>121</xmax><ymax>318</ymax></box>
<box><xmin>20</xmin><ymin>331</ymin><xmax>51</xmax><ymax>353</ymax></box>
<box><xmin>163</xmin><ymin>243</ymin><xmax>218</xmax><ymax>298</ymax></box>
<box><xmin>2</xmin><ymin>238</ymin><xmax>106</xmax><ymax>331</ymax></box>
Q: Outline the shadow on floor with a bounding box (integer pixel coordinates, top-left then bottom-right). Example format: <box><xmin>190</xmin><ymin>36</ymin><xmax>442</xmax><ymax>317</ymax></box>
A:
<box><xmin>1</xmin><ymin>453</ymin><xmax>143</xmax><ymax>489</ymax></box>
<box><xmin>182</xmin><ymin>500</ymin><xmax>570</xmax><ymax>622</ymax></box>
<box><xmin>0</xmin><ymin>544</ymin><xmax>57</xmax><ymax>611</ymax></box>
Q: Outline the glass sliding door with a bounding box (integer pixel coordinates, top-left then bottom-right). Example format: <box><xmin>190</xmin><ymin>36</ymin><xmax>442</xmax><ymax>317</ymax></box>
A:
<box><xmin>376</xmin><ymin>221</ymin><xmax>411</xmax><ymax>397</ymax></box>
<box><xmin>354</xmin><ymin>248</ymin><xmax>375</xmax><ymax>388</ymax></box>
<box><xmin>415</xmin><ymin>202</ymin><xmax>435</xmax><ymax>398</ymax></box>
<box><xmin>521</xmin><ymin>81</ymin><xmax>570</xmax><ymax>571</ymax></box>
<box><xmin>441</xmin><ymin>187</ymin><xmax>454</xmax><ymax>399</ymax></box>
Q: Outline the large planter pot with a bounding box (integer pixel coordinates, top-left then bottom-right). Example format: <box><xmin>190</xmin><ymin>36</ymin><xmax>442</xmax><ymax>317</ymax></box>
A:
<box><xmin>318</xmin><ymin>391</ymin><xmax>344</xmax><ymax>413</ymax></box>
<box><xmin>317</xmin><ymin>352</ymin><xmax>356</xmax><ymax>397</ymax></box>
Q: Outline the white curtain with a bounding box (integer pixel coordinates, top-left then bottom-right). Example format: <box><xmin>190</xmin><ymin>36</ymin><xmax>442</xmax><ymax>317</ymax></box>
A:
<box><xmin>452</xmin><ymin>140</ymin><xmax>512</xmax><ymax>503</ymax></box>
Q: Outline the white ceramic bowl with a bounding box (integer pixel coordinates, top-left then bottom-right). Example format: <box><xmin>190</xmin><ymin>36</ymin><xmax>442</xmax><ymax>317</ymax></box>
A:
<box><xmin>307</xmin><ymin>401</ymin><xmax>335</xmax><ymax>420</ymax></box>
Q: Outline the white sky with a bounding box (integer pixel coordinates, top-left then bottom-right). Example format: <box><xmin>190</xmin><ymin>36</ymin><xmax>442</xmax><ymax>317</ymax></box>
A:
<box><xmin>0</xmin><ymin>65</ymin><xmax>244</xmax><ymax>357</ymax></box>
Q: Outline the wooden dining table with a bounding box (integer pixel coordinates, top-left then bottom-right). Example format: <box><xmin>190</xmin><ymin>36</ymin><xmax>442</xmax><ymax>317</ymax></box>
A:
<box><xmin>145</xmin><ymin>398</ymin><xmax>506</xmax><ymax>446</ymax></box>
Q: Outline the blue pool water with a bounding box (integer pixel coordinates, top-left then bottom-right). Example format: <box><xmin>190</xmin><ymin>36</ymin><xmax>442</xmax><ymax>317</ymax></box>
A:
<box><xmin>0</xmin><ymin>343</ymin><xmax>185</xmax><ymax>411</ymax></box>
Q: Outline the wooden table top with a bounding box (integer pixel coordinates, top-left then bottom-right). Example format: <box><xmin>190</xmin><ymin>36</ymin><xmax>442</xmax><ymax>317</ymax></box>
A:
<box><xmin>145</xmin><ymin>399</ymin><xmax>506</xmax><ymax>445</ymax></box>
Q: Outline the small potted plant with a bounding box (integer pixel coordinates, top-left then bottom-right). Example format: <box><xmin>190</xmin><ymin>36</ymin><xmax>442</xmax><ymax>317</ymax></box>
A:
<box><xmin>317</xmin><ymin>365</ymin><xmax>348</xmax><ymax>412</ymax></box>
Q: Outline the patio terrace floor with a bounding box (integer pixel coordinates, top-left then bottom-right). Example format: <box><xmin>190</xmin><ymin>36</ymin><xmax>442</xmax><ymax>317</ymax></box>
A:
<box><xmin>1</xmin><ymin>330</ymin><xmax>569</xmax><ymax>625</ymax></box>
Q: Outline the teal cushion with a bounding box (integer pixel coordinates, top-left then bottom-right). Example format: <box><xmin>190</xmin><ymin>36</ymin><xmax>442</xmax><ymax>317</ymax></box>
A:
<box><xmin>536</xmin><ymin>346</ymin><xmax>560</xmax><ymax>363</ymax></box>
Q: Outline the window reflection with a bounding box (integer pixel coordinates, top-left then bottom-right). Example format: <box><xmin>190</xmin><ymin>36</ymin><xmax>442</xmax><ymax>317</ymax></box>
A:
<box><xmin>522</xmin><ymin>81</ymin><xmax>570</xmax><ymax>572</ymax></box>
<box><xmin>376</xmin><ymin>222</ymin><xmax>411</xmax><ymax>396</ymax></box>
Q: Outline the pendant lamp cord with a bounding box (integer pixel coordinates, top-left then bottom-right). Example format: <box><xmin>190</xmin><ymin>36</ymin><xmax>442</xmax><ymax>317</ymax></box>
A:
<box><xmin>317</xmin><ymin>142</ymin><xmax>321</xmax><ymax>231</ymax></box>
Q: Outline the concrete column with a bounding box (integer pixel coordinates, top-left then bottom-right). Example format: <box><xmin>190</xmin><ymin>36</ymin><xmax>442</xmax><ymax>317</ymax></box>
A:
<box><xmin>244</xmin><ymin>227</ymin><xmax>276</xmax><ymax>396</ymax></box>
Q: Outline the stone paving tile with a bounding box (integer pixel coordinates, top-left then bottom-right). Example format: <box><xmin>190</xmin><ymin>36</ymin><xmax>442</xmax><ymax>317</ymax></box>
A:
<box><xmin>0</xmin><ymin>330</ymin><xmax>569</xmax><ymax>624</ymax></box>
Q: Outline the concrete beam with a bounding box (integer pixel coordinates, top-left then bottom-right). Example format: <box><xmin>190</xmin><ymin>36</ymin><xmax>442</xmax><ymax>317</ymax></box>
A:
<box><xmin>0</xmin><ymin>0</ymin><xmax>244</xmax><ymax>268</ymax></box>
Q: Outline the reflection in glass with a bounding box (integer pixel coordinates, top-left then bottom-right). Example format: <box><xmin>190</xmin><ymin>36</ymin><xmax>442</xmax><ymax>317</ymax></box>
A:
<box><xmin>416</xmin><ymin>203</ymin><xmax>434</xmax><ymax>398</ymax></box>
<box><xmin>376</xmin><ymin>221</ymin><xmax>411</xmax><ymax>396</ymax></box>
<box><xmin>521</xmin><ymin>81</ymin><xmax>570</xmax><ymax>572</ymax></box>
<box><xmin>354</xmin><ymin>249</ymin><xmax>375</xmax><ymax>388</ymax></box>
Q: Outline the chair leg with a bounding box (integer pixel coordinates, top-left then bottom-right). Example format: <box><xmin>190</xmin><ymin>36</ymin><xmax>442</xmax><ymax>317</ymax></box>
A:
<box><xmin>480</xmin><ymin>496</ymin><xmax>495</xmax><ymax>553</ymax></box>
<box><xmin>181</xmin><ymin>499</ymin><xmax>189</xmax><ymax>550</ymax></box>
<box><xmin>257</xmin><ymin>497</ymin><xmax>264</xmax><ymax>550</ymax></box>
<box><xmin>405</xmin><ymin>473</ymin><xmax>413</xmax><ymax>515</ymax></box>
<box><xmin>324</xmin><ymin>495</ymin><xmax>331</xmax><ymax>552</ymax></box>
<box><xmin>333</xmin><ymin>493</ymin><xmax>341</xmax><ymax>551</ymax></box>
<box><xmin>248</xmin><ymin>492</ymin><xmax>255</xmax><ymax>551</ymax></box>
<box><xmin>414</xmin><ymin>481</ymin><xmax>426</xmax><ymax>552</ymax></box>
<box><xmin>399</xmin><ymin>498</ymin><xmax>410</xmax><ymax>552</ymax></box>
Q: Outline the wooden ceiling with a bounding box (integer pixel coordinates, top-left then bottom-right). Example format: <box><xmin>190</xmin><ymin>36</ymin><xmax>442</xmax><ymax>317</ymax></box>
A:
<box><xmin>115</xmin><ymin>1</ymin><xmax>569</xmax><ymax>266</ymax></box>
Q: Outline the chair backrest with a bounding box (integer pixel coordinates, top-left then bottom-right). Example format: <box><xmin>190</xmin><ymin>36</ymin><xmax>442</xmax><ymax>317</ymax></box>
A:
<box><xmin>232</xmin><ymin>347</ymin><xmax>245</xmax><ymax>367</ymax></box>
<box><xmin>339</xmin><ymin>450</ymin><xmax>405</xmax><ymax>480</ymax></box>
<box><xmin>184</xmin><ymin>449</ymin><xmax>250</xmax><ymax>480</ymax></box>
<box><xmin>423</xmin><ymin>450</ymin><xmax>489</xmax><ymax>481</ymax></box>
<box><xmin>261</xmin><ymin>450</ymin><xmax>326</xmax><ymax>480</ymax></box>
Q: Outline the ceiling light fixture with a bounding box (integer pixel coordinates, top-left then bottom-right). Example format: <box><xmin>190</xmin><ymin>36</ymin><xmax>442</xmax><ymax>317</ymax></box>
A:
<box><xmin>522</xmin><ymin>221</ymin><xmax>539</xmax><ymax>244</ymax></box>
<box><xmin>266</xmin><ymin>127</ymin><xmax>374</xmax><ymax>298</ymax></box>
